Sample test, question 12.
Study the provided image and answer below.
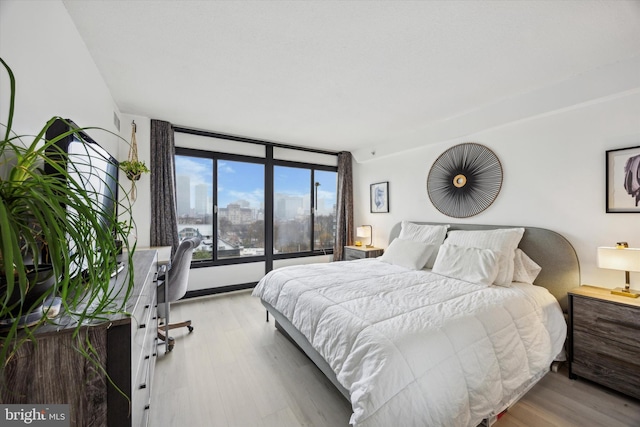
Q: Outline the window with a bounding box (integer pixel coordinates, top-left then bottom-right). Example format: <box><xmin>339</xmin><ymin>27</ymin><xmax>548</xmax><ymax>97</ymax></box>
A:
<box><xmin>313</xmin><ymin>169</ymin><xmax>337</xmax><ymax>252</ymax></box>
<box><xmin>175</xmin><ymin>155</ymin><xmax>214</xmax><ymax>261</ymax></box>
<box><xmin>274</xmin><ymin>166</ymin><xmax>311</xmax><ymax>254</ymax></box>
<box><xmin>175</xmin><ymin>145</ymin><xmax>336</xmax><ymax>266</ymax></box>
<box><xmin>176</xmin><ymin>153</ymin><xmax>265</xmax><ymax>262</ymax></box>
<box><xmin>217</xmin><ymin>160</ymin><xmax>265</xmax><ymax>258</ymax></box>
<box><xmin>273</xmin><ymin>165</ymin><xmax>337</xmax><ymax>254</ymax></box>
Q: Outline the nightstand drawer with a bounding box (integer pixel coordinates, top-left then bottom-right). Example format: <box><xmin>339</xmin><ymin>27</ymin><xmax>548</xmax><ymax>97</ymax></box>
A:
<box><xmin>344</xmin><ymin>248</ymin><xmax>362</xmax><ymax>260</ymax></box>
<box><xmin>572</xmin><ymin>330</ymin><xmax>640</xmax><ymax>399</ymax></box>
<box><xmin>344</xmin><ymin>246</ymin><xmax>383</xmax><ymax>260</ymax></box>
<box><xmin>571</xmin><ymin>361</ymin><xmax>640</xmax><ymax>400</ymax></box>
<box><xmin>573</xmin><ymin>330</ymin><xmax>640</xmax><ymax>370</ymax></box>
<box><xmin>573</xmin><ymin>296</ymin><xmax>640</xmax><ymax>344</ymax></box>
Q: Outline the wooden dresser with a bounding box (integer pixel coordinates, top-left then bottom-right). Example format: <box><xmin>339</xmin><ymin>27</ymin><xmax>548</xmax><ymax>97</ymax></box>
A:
<box><xmin>0</xmin><ymin>250</ymin><xmax>159</xmax><ymax>427</ymax></box>
<box><xmin>568</xmin><ymin>285</ymin><xmax>640</xmax><ymax>399</ymax></box>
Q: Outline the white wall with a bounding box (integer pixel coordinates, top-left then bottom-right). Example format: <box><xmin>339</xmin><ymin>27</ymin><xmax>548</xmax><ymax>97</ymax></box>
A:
<box><xmin>354</xmin><ymin>90</ymin><xmax>640</xmax><ymax>289</ymax></box>
<box><xmin>0</xmin><ymin>1</ymin><xmax>122</xmax><ymax>153</ymax></box>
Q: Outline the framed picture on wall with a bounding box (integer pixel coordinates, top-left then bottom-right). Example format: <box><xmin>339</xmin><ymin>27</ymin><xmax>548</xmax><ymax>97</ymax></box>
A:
<box><xmin>370</xmin><ymin>181</ymin><xmax>389</xmax><ymax>213</ymax></box>
<box><xmin>606</xmin><ymin>145</ymin><xmax>640</xmax><ymax>213</ymax></box>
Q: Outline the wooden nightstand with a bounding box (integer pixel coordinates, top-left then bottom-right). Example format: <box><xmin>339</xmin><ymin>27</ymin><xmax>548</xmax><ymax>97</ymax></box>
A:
<box><xmin>568</xmin><ymin>285</ymin><xmax>640</xmax><ymax>399</ymax></box>
<box><xmin>344</xmin><ymin>245</ymin><xmax>383</xmax><ymax>260</ymax></box>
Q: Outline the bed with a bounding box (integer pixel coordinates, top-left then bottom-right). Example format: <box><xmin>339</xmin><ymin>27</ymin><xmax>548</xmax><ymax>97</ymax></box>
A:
<box><xmin>252</xmin><ymin>222</ymin><xmax>580</xmax><ymax>427</ymax></box>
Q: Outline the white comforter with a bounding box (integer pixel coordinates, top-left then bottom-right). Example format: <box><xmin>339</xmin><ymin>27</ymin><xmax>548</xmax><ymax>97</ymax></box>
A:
<box><xmin>252</xmin><ymin>259</ymin><xmax>566</xmax><ymax>427</ymax></box>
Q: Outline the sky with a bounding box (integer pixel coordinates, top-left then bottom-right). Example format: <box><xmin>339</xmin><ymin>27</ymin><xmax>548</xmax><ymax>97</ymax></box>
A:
<box><xmin>175</xmin><ymin>155</ymin><xmax>337</xmax><ymax>210</ymax></box>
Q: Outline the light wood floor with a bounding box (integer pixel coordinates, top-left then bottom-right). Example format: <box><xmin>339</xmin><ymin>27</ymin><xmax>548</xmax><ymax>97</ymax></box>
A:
<box><xmin>150</xmin><ymin>290</ymin><xmax>640</xmax><ymax>427</ymax></box>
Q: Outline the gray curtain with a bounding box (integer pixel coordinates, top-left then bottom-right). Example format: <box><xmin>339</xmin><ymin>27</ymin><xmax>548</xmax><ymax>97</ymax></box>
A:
<box><xmin>333</xmin><ymin>151</ymin><xmax>354</xmax><ymax>261</ymax></box>
<box><xmin>150</xmin><ymin>119</ymin><xmax>180</xmax><ymax>255</ymax></box>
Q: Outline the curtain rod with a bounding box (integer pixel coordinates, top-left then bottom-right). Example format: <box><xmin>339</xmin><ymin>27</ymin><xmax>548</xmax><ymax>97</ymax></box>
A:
<box><xmin>172</xmin><ymin>125</ymin><xmax>339</xmax><ymax>156</ymax></box>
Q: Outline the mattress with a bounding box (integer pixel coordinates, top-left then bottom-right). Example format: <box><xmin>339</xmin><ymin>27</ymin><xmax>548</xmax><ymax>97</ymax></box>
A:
<box><xmin>252</xmin><ymin>258</ymin><xmax>567</xmax><ymax>427</ymax></box>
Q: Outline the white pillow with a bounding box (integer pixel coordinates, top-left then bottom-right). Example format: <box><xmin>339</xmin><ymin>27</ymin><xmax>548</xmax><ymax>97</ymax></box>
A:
<box><xmin>378</xmin><ymin>238</ymin><xmax>436</xmax><ymax>270</ymax></box>
<box><xmin>432</xmin><ymin>244</ymin><xmax>500</xmax><ymax>286</ymax></box>
<box><xmin>512</xmin><ymin>248</ymin><xmax>542</xmax><ymax>284</ymax></box>
<box><xmin>443</xmin><ymin>228</ymin><xmax>525</xmax><ymax>287</ymax></box>
<box><xmin>397</xmin><ymin>222</ymin><xmax>449</xmax><ymax>268</ymax></box>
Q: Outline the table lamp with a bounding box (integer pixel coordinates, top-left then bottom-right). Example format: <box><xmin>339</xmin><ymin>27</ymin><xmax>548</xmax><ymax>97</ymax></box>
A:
<box><xmin>597</xmin><ymin>244</ymin><xmax>640</xmax><ymax>298</ymax></box>
<box><xmin>356</xmin><ymin>225</ymin><xmax>373</xmax><ymax>248</ymax></box>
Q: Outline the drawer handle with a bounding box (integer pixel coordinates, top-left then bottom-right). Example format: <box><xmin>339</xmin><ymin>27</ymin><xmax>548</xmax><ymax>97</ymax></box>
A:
<box><xmin>145</xmin><ymin>405</ymin><xmax>150</xmax><ymax>410</ymax></box>
<box><xmin>144</xmin><ymin>304</ymin><xmax>150</xmax><ymax>309</ymax></box>
<box><xmin>139</xmin><ymin>383</ymin><xmax>147</xmax><ymax>390</ymax></box>
<box><xmin>145</xmin><ymin>355</ymin><xmax>150</xmax><ymax>360</ymax></box>
<box><xmin>139</xmin><ymin>324</ymin><xmax>146</xmax><ymax>329</ymax></box>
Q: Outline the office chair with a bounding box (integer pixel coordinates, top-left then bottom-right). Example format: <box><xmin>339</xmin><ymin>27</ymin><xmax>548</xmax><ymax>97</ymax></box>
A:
<box><xmin>157</xmin><ymin>237</ymin><xmax>201</xmax><ymax>352</ymax></box>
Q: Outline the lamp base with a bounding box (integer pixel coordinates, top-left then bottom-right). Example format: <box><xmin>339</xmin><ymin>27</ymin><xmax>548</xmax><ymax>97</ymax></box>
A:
<box><xmin>610</xmin><ymin>287</ymin><xmax>640</xmax><ymax>298</ymax></box>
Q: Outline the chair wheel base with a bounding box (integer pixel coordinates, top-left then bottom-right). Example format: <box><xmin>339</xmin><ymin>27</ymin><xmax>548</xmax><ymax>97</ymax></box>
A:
<box><xmin>157</xmin><ymin>322</ymin><xmax>193</xmax><ymax>353</ymax></box>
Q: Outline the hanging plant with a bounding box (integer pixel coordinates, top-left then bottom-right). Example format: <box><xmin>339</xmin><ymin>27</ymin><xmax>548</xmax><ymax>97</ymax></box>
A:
<box><xmin>120</xmin><ymin>159</ymin><xmax>150</xmax><ymax>182</ymax></box>
<box><xmin>121</xmin><ymin>121</ymin><xmax>150</xmax><ymax>200</ymax></box>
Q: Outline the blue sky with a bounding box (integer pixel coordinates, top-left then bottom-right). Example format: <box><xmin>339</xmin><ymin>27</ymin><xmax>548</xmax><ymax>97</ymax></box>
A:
<box><xmin>175</xmin><ymin>156</ymin><xmax>336</xmax><ymax>210</ymax></box>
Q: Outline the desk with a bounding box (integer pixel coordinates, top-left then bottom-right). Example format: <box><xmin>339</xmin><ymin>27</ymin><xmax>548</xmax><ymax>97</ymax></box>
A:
<box><xmin>144</xmin><ymin>246</ymin><xmax>171</xmax><ymax>265</ymax></box>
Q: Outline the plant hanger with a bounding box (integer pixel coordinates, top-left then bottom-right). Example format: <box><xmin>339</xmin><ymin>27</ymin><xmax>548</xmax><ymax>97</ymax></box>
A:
<box><xmin>128</xmin><ymin>121</ymin><xmax>139</xmax><ymax>169</ymax></box>
<box><xmin>122</xmin><ymin>121</ymin><xmax>149</xmax><ymax>202</ymax></box>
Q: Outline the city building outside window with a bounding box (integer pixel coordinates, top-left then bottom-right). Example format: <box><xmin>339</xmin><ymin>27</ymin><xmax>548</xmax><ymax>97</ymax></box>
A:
<box><xmin>175</xmin><ymin>150</ymin><xmax>336</xmax><ymax>265</ymax></box>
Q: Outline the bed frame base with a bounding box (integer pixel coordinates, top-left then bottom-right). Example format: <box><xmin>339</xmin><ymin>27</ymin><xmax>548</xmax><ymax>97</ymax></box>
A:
<box><xmin>262</xmin><ymin>300</ymin><xmax>350</xmax><ymax>400</ymax></box>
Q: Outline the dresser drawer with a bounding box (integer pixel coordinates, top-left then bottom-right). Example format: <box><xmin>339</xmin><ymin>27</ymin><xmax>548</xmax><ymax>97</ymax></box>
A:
<box><xmin>131</xmin><ymin>300</ymin><xmax>153</xmax><ymax>379</ymax></box>
<box><xmin>132</xmin><ymin>354</ymin><xmax>152</xmax><ymax>427</ymax></box>
<box><xmin>141</xmin><ymin>405</ymin><xmax>150</xmax><ymax>427</ymax></box>
<box><xmin>134</xmin><ymin>353</ymin><xmax>152</xmax><ymax>396</ymax></box>
<box><xmin>572</xmin><ymin>296</ymin><xmax>640</xmax><ymax>344</ymax></box>
<box><xmin>130</xmin><ymin>286</ymin><xmax>155</xmax><ymax>427</ymax></box>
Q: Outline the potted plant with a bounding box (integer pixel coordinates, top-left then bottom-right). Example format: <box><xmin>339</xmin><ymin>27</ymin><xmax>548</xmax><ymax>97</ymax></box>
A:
<box><xmin>0</xmin><ymin>57</ymin><xmax>135</xmax><ymax>371</ymax></box>
<box><xmin>119</xmin><ymin>159</ymin><xmax>150</xmax><ymax>182</ymax></box>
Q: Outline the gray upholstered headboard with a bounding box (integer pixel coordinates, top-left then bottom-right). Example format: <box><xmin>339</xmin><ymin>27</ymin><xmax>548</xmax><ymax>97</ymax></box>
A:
<box><xmin>389</xmin><ymin>222</ymin><xmax>580</xmax><ymax>313</ymax></box>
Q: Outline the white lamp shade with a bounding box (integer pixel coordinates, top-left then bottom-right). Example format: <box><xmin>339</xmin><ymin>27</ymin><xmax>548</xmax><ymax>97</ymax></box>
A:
<box><xmin>597</xmin><ymin>247</ymin><xmax>640</xmax><ymax>272</ymax></box>
<box><xmin>356</xmin><ymin>227</ymin><xmax>371</xmax><ymax>239</ymax></box>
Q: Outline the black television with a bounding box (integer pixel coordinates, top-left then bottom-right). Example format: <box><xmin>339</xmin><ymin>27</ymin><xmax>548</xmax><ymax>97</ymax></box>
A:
<box><xmin>44</xmin><ymin>118</ymin><xmax>120</xmax><ymax>240</ymax></box>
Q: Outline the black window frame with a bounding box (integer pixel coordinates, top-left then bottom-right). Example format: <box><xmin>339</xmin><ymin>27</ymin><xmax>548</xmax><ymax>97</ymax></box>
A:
<box><xmin>174</xmin><ymin>130</ymin><xmax>338</xmax><ymax>270</ymax></box>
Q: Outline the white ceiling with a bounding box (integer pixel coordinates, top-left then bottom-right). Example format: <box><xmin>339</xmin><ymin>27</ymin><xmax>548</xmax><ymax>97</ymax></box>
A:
<box><xmin>62</xmin><ymin>0</ymin><xmax>640</xmax><ymax>157</ymax></box>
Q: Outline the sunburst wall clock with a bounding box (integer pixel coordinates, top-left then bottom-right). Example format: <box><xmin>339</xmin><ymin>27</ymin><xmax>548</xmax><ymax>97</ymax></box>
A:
<box><xmin>426</xmin><ymin>143</ymin><xmax>503</xmax><ymax>218</ymax></box>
